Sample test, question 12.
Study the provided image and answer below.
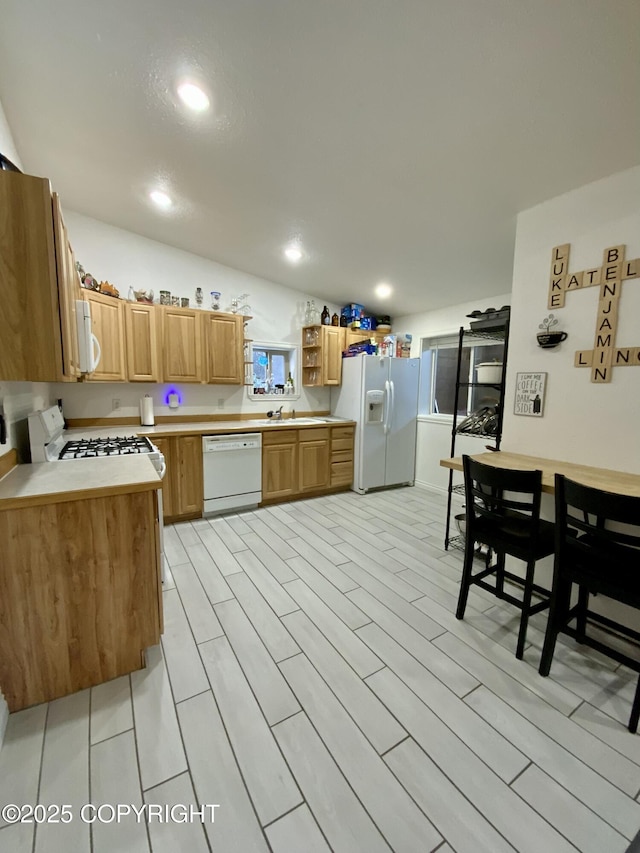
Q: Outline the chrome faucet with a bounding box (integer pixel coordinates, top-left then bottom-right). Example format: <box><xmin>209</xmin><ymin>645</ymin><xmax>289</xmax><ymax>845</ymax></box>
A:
<box><xmin>267</xmin><ymin>406</ymin><xmax>284</xmax><ymax>420</ymax></box>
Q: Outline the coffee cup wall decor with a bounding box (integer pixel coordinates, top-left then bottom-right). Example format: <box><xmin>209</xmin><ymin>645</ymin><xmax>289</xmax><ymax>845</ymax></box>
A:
<box><xmin>537</xmin><ymin>314</ymin><xmax>567</xmax><ymax>348</ymax></box>
<box><xmin>537</xmin><ymin>330</ymin><xmax>568</xmax><ymax>348</ymax></box>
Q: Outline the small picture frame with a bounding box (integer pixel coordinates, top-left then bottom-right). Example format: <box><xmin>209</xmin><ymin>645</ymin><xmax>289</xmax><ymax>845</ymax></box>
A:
<box><xmin>514</xmin><ymin>372</ymin><xmax>547</xmax><ymax>417</ymax></box>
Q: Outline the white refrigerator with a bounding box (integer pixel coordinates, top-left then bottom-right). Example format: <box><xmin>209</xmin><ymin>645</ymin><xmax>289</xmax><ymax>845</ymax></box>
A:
<box><xmin>332</xmin><ymin>356</ymin><xmax>420</xmax><ymax>493</ymax></box>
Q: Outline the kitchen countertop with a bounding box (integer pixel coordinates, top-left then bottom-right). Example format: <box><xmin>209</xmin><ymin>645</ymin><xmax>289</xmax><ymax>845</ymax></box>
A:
<box><xmin>0</xmin><ymin>417</ymin><xmax>355</xmax><ymax>510</ymax></box>
<box><xmin>65</xmin><ymin>416</ymin><xmax>355</xmax><ymax>441</ymax></box>
<box><xmin>0</xmin><ymin>455</ymin><xmax>161</xmax><ymax>511</ymax></box>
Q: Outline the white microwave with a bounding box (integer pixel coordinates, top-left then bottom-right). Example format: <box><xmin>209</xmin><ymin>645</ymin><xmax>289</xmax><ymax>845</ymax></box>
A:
<box><xmin>75</xmin><ymin>299</ymin><xmax>102</xmax><ymax>373</ymax></box>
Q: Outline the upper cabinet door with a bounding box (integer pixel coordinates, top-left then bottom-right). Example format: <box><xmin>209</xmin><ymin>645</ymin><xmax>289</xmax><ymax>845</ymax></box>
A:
<box><xmin>322</xmin><ymin>326</ymin><xmax>344</xmax><ymax>385</ymax></box>
<box><xmin>162</xmin><ymin>307</ymin><xmax>203</xmax><ymax>383</ymax></box>
<box><xmin>51</xmin><ymin>193</ymin><xmax>81</xmax><ymax>380</ymax></box>
<box><xmin>203</xmin><ymin>313</ymin><xmax>243</xmax><ymax>384</ymax></box>
<box><xmin>125</xmin><ymin>303</ymin><xmax>160</xmax><ymax>382</ymax></box>
<box><xmin>85</xmin><ymin>291</ymin><xmax>126</xmax><ymax>381</ymax></box>
<box><xmin>0</xmin><ymin>171</ymin><xmax>64</xmax><ymax>382</ymax></box>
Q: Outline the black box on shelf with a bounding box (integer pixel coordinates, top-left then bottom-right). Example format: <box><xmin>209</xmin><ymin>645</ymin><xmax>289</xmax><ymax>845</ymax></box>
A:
<box><xmin>467</xmin><ymin>307</ymin><xmax>510</xmax><ymax>331</ymax></box>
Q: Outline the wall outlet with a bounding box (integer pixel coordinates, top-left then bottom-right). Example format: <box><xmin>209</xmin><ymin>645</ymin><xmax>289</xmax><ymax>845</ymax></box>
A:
<box><xmin>112</xmin><ymin>398</ymin><xmax>121</xmax><ymax>410</ymax></box>
<box><xmin>217</xmin><ymin>398</ymin><xmax>225</xmax><ymax>409</ymax></box>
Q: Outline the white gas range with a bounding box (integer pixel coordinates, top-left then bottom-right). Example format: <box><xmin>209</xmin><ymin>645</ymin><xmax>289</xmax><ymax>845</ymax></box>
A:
<box><xmin>28</xmin><ymin>406</ymin><xmax>165</xmax><ymax>476</ymax></box>
<box><xmin>28</xmin><ymin>405</ymin><xmax>167</xmax><ymax>578</ymax></box>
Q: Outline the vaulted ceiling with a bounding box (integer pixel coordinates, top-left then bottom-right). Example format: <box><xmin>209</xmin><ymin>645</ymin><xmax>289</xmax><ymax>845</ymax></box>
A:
<box><xmin>1</xmin><ymin>0</ymin><xmax>638</xmax><ymax>314</ymax></box>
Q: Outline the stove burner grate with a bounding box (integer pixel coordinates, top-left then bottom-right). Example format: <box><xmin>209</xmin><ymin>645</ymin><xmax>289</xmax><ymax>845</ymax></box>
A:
<box><xmin>58</xmin><ymin>435</ymin><xmax>154</xmax><ymax>460</ymax></box>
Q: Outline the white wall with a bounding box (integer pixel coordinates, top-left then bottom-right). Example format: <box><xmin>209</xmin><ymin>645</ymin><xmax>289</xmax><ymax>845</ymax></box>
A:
<box><xmin>502</xmin><ymin>165</ymin><xmax>640</xmax><ymax>472</ymax></box>
<box><xmin>0</xmin><ymin>97</ymin><xmax>22</xmax><ymax>169</ymax></box>
<box><xmin>55</xmin><ymin>211</ymin><xmax>341</xmax><ymax>420</ymax></box>
<box><xmin>394</xmin><ymin>291</ymin><xmax>511</xmax><ymax>491</ymax></box>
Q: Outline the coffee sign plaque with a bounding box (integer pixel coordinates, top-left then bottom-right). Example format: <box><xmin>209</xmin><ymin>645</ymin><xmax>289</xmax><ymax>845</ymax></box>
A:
<box><xmin>514</xmin><ymin>372</ymin><xmax>547</xmax><ymax>417</ymax></box>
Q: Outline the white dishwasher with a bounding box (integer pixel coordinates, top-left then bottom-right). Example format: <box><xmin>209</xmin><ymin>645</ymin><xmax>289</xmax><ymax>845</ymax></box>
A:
<box><xmin>202</xmin><ymin>433</ymin><xmax>262</xmax><ymax>515</ymax></box>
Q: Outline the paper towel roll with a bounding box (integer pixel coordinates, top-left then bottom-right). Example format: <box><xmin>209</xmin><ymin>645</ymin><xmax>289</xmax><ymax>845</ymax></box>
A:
<box><xmin>140</xmin><ymin>395</ymin><xmax>155</xmax><ymax>426</ymax></box>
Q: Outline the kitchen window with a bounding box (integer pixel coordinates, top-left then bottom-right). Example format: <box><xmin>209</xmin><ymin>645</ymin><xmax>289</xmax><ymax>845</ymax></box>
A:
<box><xmin>248</xmin><ymin>341</ymin><xmax>300</xmax><ymax>400</ymax></box>
<box><xmin>418</xmin><ymin>334</ymin><xmax>502</xmax><ymax>417</ymax></box>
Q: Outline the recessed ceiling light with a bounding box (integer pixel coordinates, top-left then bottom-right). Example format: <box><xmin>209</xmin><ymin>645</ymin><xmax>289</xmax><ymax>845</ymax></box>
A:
<box><xmin>177</xmin><ymin>82</ymin><xmax>210</xmax><ymax>112</ymax></box>
<box><xmin>375</xmin><ymin>282</ymin><xmax>392</xmax><ymax>298</ymax></box>
<box><xmin>149</xmin><ymin>190</ymin><xmax>173</xmax><ymax>209</ymax></box>
<box><xmin>284</xmin><ymin>244</ymin><xmax>303</xmax><ymax>263</ymax></box>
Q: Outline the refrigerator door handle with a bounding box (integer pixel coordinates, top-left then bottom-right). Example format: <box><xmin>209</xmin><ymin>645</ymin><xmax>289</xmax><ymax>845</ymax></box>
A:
<box><xmin>388</xmin><ymin>379</ymin><xmax>395</xmax><ymax>433</ymax></box>
<box><xmin>383</xmin><ymin>380</ymin><xmax>390</xmax><ymax>434</ymax></box>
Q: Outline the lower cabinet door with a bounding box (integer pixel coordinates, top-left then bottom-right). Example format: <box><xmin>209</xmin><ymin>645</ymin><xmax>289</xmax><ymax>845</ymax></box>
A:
<box><xmin>175</xmin><ymin>435</ymin><xmax>204</xmax><ymax>517</ymax></box>
<box><xmin>299</xmin><ymin>438</ymin><xmax>330</xmax><ymax>492</ymax></box>
<box><xmin>262</xmin><ymin>443</ymin><xmax>297</xmax><ymax>500</ymax></box>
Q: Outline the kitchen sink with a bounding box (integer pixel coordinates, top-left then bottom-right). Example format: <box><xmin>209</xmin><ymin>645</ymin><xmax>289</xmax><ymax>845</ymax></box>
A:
<box><xmin>251</xmin><ymin>418</ymin><xmax>318</xmax><ymax>426</ymax></box>
<box><xmin>250</xmin><ymin>416</ymin><xmax>348</xmax><ymax>426</ymax></box>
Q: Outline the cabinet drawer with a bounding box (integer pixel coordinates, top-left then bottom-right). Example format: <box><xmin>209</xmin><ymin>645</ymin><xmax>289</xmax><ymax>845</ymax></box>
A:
<box><xmin>262</xmin><ymin>429</ymin><xmax>298</xmax><ymax>445</ymax></box>
<box><xmin>299</xmin><ymin>427</ymin><xmax>330</xmax><ymax>441</ymax></box>
<box><xmin>331</xmin><ymin>461</ymin><xmax>353</xmax><ymax>485</ymax></box>
<box><xmin>332</xmin><ymin>426</ymin><xmax>355</xmax><ymax>441</ymax></box>
<box><xmin>332</xmin><ymin>437</ymin><xmax>354</xmax><ymax>453</ymax></box>
<box><xmin>331</xmin><ymin>450</ymin><xmax>353</xmax><ymax>464</ymax></box>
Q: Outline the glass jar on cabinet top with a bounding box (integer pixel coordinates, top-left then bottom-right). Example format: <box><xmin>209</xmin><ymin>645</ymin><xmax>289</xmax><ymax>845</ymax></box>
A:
<box><xmin>304</xmin><ymin>327</ymin><xmax>320</xmax><ymax>346</ymax></box>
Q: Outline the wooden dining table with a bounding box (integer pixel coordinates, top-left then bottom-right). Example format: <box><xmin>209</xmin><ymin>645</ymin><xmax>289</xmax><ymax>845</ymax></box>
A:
<box><xmin>440</xmin><ymin>451</ymin><xmax>640</xmax><ymax>497</ymax></box>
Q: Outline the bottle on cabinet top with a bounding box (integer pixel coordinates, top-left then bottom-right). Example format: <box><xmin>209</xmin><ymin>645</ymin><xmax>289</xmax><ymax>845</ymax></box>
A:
<box><xmin>331</xmin><ymin>312</ymin><xmax>339</xmax><ymax>326</ymax></box>
<box><xmin>321</xmin><ymin>305</ymin><xmax>330</xmax><ymax>325</ymax></box>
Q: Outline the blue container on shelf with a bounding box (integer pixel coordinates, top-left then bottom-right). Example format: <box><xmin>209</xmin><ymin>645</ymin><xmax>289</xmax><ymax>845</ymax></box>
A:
<box><xmin>342</xmin><ymin>303</ymin><xmax>365</xmax><ymax>321</ymax></box>
<box><xmin>359</xmin><ymin>317</ymin><xmax>378</xmax><ymax>331</ymax></box>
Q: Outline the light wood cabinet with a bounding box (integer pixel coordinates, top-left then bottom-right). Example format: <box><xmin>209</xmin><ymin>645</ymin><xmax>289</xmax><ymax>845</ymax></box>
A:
<box><xmin>162</xmin><ymin>307</ymin><xmax>203</xmax><ymax>383</ymax></box>
<box><xmin>322</xmin><ymin>326</ymin><xmax>344</xmax><ymax>385</ymax></box>
<box><xmin>331</xmin><ymin>425</ymin><xmax>355</xmax><ymax>487</ymax></box>
<box><xmin>261</xmin><ymin>424</ymin><xmax>352</xmax><ymax>503</ymax></box>
<box><xmin>0</xmin><ymin>171</ymin><xmax>73</xmax><ymax>382</ymax></box>
<box><xmin>150</xmin><ymin>423</ymin><xmax>353</xmax><ymax>517</ymax></box>
<box><xmin>156</xmin><ymin>435</ymin><xmax>203</xmax><ymax>521</ymax></box>
<box><xmin>302</xmin><ymin>326</ymin><xmax>345</xmax><ymax>387</ymax></box>
<box><xmin>203</xmin><ymin>312</ymin><xmax>243</xmax><ymax>384</ymax></box>
<box><xmin>345</xmin><ymin>329</ymin><xmax>371</xmax><ymax>348</ymax></box>
<box><xmin>299</xmin><ymin>428</ymin><xmax>331</xmax><ymax>492</ymax></box>
<box><xmin>52</xmin><ymin>193</ymin><xmax>81</xmax><ymax>380</ymax></box>
<box><xmin>345</xmin><ymin>329</ymin><xmax>390</xmax><ymax>348</ymax></box>
<box><xmin>175</xmin><ymin>435</ymin><xmax>204</xmax><ymax>517</ymax></box>
<box><xmin>0</xmin><ymin>489</ymin><xmax>161</xmax><ymax>711</ymax></box>
<box><xmin>125</xmin><ymin>302</ymin><xmax>160</xmax><ymax>382</ymax></box>
<box><xmin>85</xmin><ymin>291</ymin><xmax>126</xmax><ymax>381</ymax></box>
<box><xmin>262</xmin><ymin>431</ymin><xmax>298</xmax><ymax>500</ymax></box>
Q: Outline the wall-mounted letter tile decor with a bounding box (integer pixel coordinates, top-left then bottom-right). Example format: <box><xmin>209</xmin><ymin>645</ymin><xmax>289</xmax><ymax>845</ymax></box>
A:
<box><xmin>547</xmin><ymin>244</ymin><xmax>640</xmax><ymax>383</ymax></box>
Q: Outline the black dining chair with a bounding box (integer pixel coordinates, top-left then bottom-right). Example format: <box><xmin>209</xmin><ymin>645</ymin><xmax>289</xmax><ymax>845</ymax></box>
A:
<box><xmin>539</xmin><ymin>474</ymin><xmax>640</xmax><ymax>732</ymax></box>
<box><xmin>457</xmin><ymin>455</ymin><xmax>555</xmax><ymax>659</ymax></box>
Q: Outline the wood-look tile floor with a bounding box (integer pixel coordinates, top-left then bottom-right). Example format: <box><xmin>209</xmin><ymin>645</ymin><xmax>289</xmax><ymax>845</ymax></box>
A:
<box><xmin>1</xmin><ymin>486</ymin><xmax>639</xmax><ymax>853</ymax></box>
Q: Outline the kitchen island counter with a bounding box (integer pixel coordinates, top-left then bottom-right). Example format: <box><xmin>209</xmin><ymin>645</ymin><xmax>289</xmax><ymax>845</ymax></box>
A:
<box><xmin>0</xmin><ymin>454</ymin><xmax>163</xmax><ymax>711</ymax></box>
<box><xmin>0</xmin><ymin>455</ymin><xmax>161</xmax><ymax>510</ymax></box>
<box><xmin>441</xmin><ymin>451</ymin><xmax>640</xmax><ymax>497</ymax></box>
